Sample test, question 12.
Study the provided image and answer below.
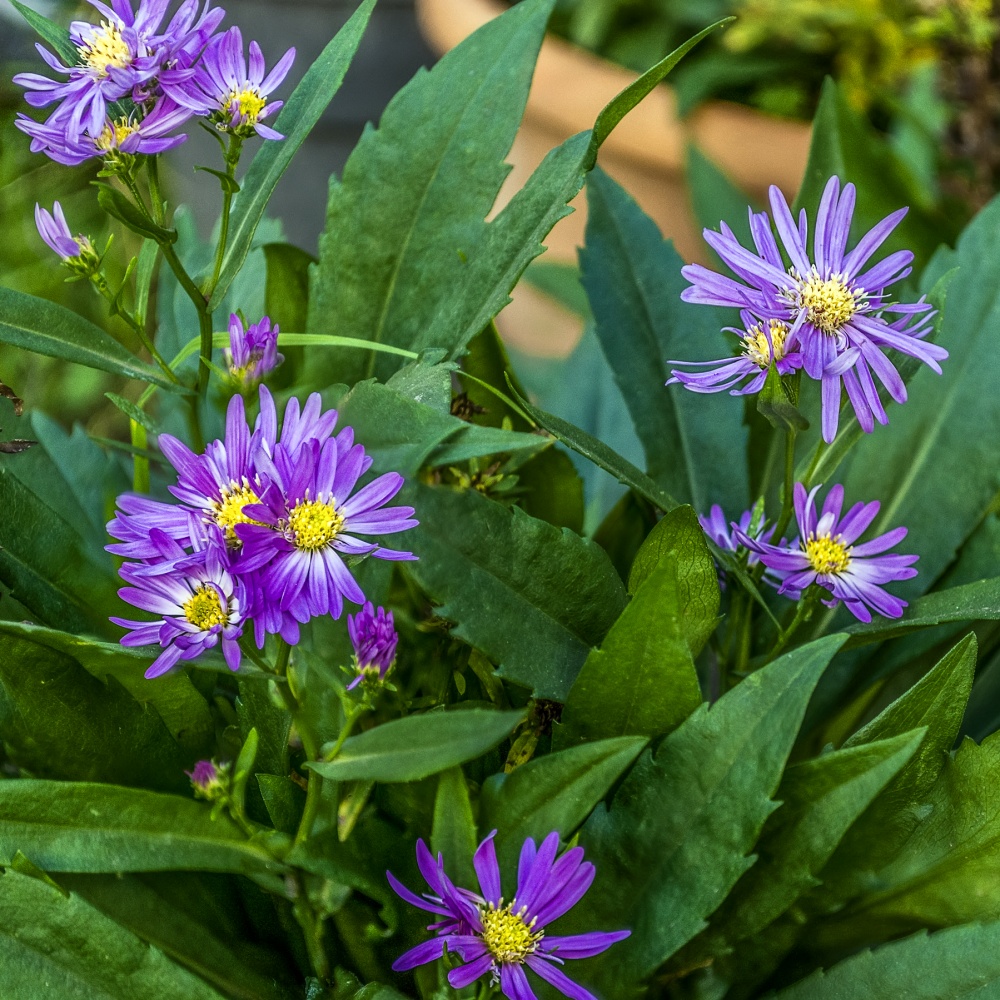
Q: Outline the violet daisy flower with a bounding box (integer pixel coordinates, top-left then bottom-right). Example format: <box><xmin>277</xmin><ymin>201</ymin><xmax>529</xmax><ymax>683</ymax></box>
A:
<box><xmin>235</xmin><ymin>433</ymin><xmax>418</xmax><ymax>634</ymax></box>
<box><xmin>347</xmin><ymin>602</ymin><xmax>398</xmax><ymax>689</ymax></box>
<box><xmin>186</xmin><ymin>758</ymin><xmax>229</xmax><ymax>799</ymax></box>
<box><xmin>700</xmin><ymin>504</ymin><xmax>774</xmax><ymax>568</ymax></box>
<box><xmin>34</xmin><ymin>202</ymin><xmax>97</xmax><ymax>269</ymax></box>
<box><xmin>111</xmin><ymin>528</ymin><xmax>247</xmax><ymax>677</ymax></box>
<box><xmin>174</xmin><ymin>26</ymin><xmax>295</xmax><ymax>139</ymax></box>
<box><xmin>681</xmin><ymin>176</ymin><xmax>947</xmax><ymax>442</ymax></box>
<box><xmin>735</xmin><ymin>482</ymin><xmax>918</xmax><ymax>623</ymax></box>
<box><xmin>389</xmin><ymin>830</ymin><xmax>630</xmax><ymax>1000</ymax></box>
<box><xmin>225</xmin><ymin>313</ymin><xmax>283</xmax><ymax>387</ymax></box>
<box><xmin>667</xmin><ymin>312</ymin><xmax>803</xmax><ymax>396</ymax></box>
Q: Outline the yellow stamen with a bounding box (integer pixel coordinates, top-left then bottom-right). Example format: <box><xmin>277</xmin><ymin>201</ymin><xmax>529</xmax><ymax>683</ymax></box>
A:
<box><xmin>95</xmin><ymin>117</ymin><xmax>138</xmax><ymax>151</ymax></box>
<box><xmin>804</xmin><ymin>534</ymin><xmax>851</xmax><ymax>574</ymax></box>
<box><xmin>288</xmin><ymin>498</ymin><xmax>344</xmax><ymax>551</ymax></box>
<box><xmin>79</xmin><ymin>21</ymin><xmax>132</xmax><ymax>75</ymax></box>
<box><xmin>480</xmin><ymin>904</ymin><xmax>543</xmax><ymax>965</ymax></box>
<box><xmin>794</xmin><ymin>270</ymin><xmax>863</xmax><ymax>335</ymax></box>
<box><xmin>182</xmin><ymin>586</ymin><xmax>228</xmax><ymax>630</ymax></box>
<box><xmin>742</xmin><ymin>319</ymin><xmax>790</xmax><ymax>368</ymax></box>
<box><xmin>228</xmin><ymin>88</ymin><xmax>267</xmax><ymax>124</ymax></box>
<box><xmin>213</xmin><ymin>484</ymin><xmax>264</xmax><ymax>546</ymax></box>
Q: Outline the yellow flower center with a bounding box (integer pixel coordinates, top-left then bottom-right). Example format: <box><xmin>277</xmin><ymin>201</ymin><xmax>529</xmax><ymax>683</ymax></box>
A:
<box><xmin>228</xmin><ymin>88</ymin><xmax>267</xmax><ymax>124</ymax></box>
<box><xmin>288</xmin><ymin>498</ymin><xmax>345</xmax><ymax>551</ymax></box>
<box><xmin>795</xmin><ymin>270</ymin><xmax>862</xmax><ymax>335</ymax></box>
<box><xmin>182</xmin><ymin>586</ymin><xmax>228</xmax><ymax>630</ymax></box>
<box><xmin>480</xmin><ymin>904</ymin><xmax>543</xmax><ymax>964</ymax></box>
<box><xmin>213</xmin><ymin>484</ymin><xmax>264</xmax><ymax>546</ymax></box>
<box><xmin>804</xmin><ymin>534</ymin><xmax>851</xmax><ymax>575</ymax></box>
<box><xmin>742</xmin><ymin>319</ymin><xmax>790</xmax><ymax>368</ymax></box>
<box><xmin>95</xmin><ymin>117</ymin><xmax>138</xmax><ymax>151</ymax></box>
<box><xmin>79</xmin><ymin>21</ymin><xmax>132</xmax><ymax>75</ymax></box>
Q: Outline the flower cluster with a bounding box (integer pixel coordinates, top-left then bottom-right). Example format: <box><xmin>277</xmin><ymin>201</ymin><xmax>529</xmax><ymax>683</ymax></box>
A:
<box><xmin>388</xmin><ymin>831</ymin><xmax>629</xmax><ymax>1000</ymax></box>
<box><xmin>108</xmin><ymin>385</ymin><xmax>418</xmax><ymax>677</ymax></box>
<box><xmin>669</xmin><ymin>176</ymin><xmax>947</xmax><ymax>442</ymax></box>
<box><xmin>705</xmin><ymin>483</ymin><xmax>917</xmax><ymax>622</ymax></box>
<box><xmin>14</xmin><ymin>0</ymin><xmax>295</xmax><ymax>165</ymax></box>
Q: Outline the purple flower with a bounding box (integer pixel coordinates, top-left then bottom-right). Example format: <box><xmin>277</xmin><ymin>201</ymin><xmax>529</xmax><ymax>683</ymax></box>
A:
<box><xmin>388</xmin><ymin>830</ymin><xmax>630</xmax><ymax>1000</ymax></box>
<box><xmin>235</xmin><ymin>430</ymin><xmax>418</xmax><ymax>642</ymax></box>
<box><xmin>681</xmin><ymin>176</ymin><xmax>948</xmax><ymax>442</ymax></box>
<box><xmin>735</xmin><ymin>482</ymin><xmax>918</xmax><ymax>623</ymax></box>
<box><xmin>173</xmin><ymin>26</ymin><xmax>295</xmax><ymax>139</ymax></box>
<box><xmin>347</xmin><ymin>602</ymin><xmax>398</xmax><ymax>689</ymax></box>
<box><xmin>700</xmin><ymin>504</ymin><xmax>774</xmax><ymax>569</ymax></box>
<box><xmin>111</xmin><ymin>528</ymin><xmax>247</xmax><ymax>677</ymax></box>
<box><xmin>34</xmin><ymin>202</ymin><xmax>96</xmax><ymax>264</ymax></box>
<box><xmin>186</xmin><ymin>758</ymin><xmax>229</xmax><ymax>798</ymax></box>
<box><xmin>668</xmin><ymin>313</ymin><xmax>802</xmax><ymax>396</ymax></box>
<box><xmin>225</xmin><ymin>313</ymin><xmax>283</xmax><ymax>386</ymax></box>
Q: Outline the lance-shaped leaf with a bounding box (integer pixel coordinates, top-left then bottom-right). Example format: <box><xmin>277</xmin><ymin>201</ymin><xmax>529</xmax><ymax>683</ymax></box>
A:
<box><xmin>567</xmin><ymin>635</ymin><xmax>844</xmax><ymax>993</ymax></box>
<box><xmin>0</xmin><ymin>868</ymin><xmax>231</xmax><ymax>999</ymax></box>
<box><xmin>0</xmin><ymin>287</ymin><xmax>176</xmax><ymax>388</ymax></box>
<box><xmin>208</xmin><ymin>0</ymin><xmax>376</xmax><ymax>309</ymax></box>
<box><xmin>432</xmin><ymin>768</ymin><xmax>479</xmax><ymax>888</ymax></box>
<box><xmin>404</xmin><ymin>482</ymin><xmax>627</xmax><ymax>700</ymax></box>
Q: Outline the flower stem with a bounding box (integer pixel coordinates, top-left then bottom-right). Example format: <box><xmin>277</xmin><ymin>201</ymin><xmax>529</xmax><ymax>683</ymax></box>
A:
<box><xmin>762</xmin><ymin>586</ymin><xmax>822</xmax><ymax>664</ymax></box>
<box><xmin>205</xmin><ymin>135</ymin><xmax>243</xmax><ymax>302</ymax></box>
<box><xmin>772</xmin><ymin>428</ymin><xmax>798</xmax><ymax>542</ymax></box>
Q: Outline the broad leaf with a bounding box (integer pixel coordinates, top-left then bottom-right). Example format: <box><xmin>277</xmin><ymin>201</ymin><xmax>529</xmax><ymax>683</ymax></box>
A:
<box><xmin>209</xmin><ymin>0</ymin><xmax>376</xmax><ymax>308</ymax></box>
<box><xmin>404</xmin><ymin>482</ymin><xmax>627</xmax><ymax>700</ymax></box>
<box><xmin>263</xmin><ymin>243</ymin><xmax>315</xmax><ymax>333</ymax></box>
<box><xmin>308</xmin><ymin>709</ymin><xmax>524</xmax><ymax>783</ymax></box>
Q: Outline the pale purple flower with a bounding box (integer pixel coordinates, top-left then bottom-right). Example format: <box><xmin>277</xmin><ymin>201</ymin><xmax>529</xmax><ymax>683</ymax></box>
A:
<box><xmin>111</xmin><ymin>528</ymin><xmax>247</xmax><ymax>677</ymax></box>
<box><xmin>681</xmin><ymin>176</ymin><xmax>948</xmax><ymax>442</ymax></box>
<box><xmin>389</xmin><ymin>830</ymin><xmax>630</xmax><ymax>1000</ymax></box>
<box><xmin>668</xmin><ymin>312</ymin><xmax>802</xmax><ymax>396</ymax></box>
<box><xmin>34</xmin><ymin>202</ymin><xmax>94</xmax><ymax>262</ymax></box>
<box><xmin>347</xmin><ymin>602</ymin><xmax>398</xmax><ymax>689</ymax></box>
<box><xmin>172</xmin><ymin>26</ymin><xmax>295</xmax><ymax>139</ymax></box>
<box><xmin>700</xmin><ymin>504</ymin><xmax>774</xmax><ymax>570</ymax></box>
<box><xmin>225</xmin><ymin>313</ymin><xmax>283</xmax><ymax>386</ymax></box>
<box><xmin>735</xmin><ymin>482</ymin><xmax>918</xmax><ymax>623</ymax></box>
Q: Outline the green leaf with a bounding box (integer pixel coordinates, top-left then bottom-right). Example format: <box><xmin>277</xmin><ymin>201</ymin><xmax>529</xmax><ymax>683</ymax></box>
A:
<box><xmin>237</xmin><ymin>676</ymin><xmax>291</xmax><ymax>779</ymax></box>
<box><xmin>0</xmin><ymin>286</ymin><xmax>175</xmax><ymax>388</ymax></box>
<box><xmin>257</xmin><ymin>775</ymin><xmax>305</xmax><ymax>835</ymax></box>
<box><xmin>580</xmin><ymin>167</ymin><xmax>749</xmax><ymax>514</ymax></box>
<box><xmin>770</xmin><ymin>923</ymin><xmax>1000</xmax><ymax>1000</ymax></box>
<box><xmin>628</xmin><ymin>504</ymin><xmax>720</xmax><ymax>653</ymax></box>
<box><xmin>572</xmin><ymin>634</ymin><xmax>843</xmax><ymax>992</ymax></box>
<box><xmin>479</xmin><ymin>736</ymin><xmax>647</xmax><ymax>876</ymax></box>
<box><xmin>404</xmin><ymin>482</ymin><xmax>627</xmax><ymax>700</ymax></box>
<box><xmin>304</xmin><ymin>0</ymin><xmax>553</xmax><ymax>386</ymax></box>
<box><xmin>555</xmin><ymin>554</ymin><xmax>702</xmax><ymax>749</ymax></box>
<box><xmin>516</xmin><ymin>445</ymin><xmax>585</xmax><ymax>533</ymax></box>
<box><xmin>431</xmin><ymin>767</ymin><xmax>478</xmax><ymax>888</ymax></box>
<box><xmin>685</xmin><ymin>145</ymin><xmax>757</xmax><ymax>262</ymax></box>
<box><xmin>511</xmin><ymin>388</ymin><xmax>678</xmax><ymax>514</ymax></box>
<box><xmin>263</xmin><ymin>242</ymin><xmax>315</xmax><ymax>332</ymax></box>
<box><xmin>9</xmin><ymin>0</ymin><xmax>77</xmax><ymax>66</ymax></box>
<box><xmin>0</xmin><ymin>781</ymin><xmax>285</xmax><ymax>876</ymax></box>
<box><xmin>96</xmin><ymin>184</ymin><xmax>177</xmax><ymax>244</ymax></box>
<box><xmin>209</xmin><ymin>0</ymin><xmax>376</xmax><ymax>309</ymax></box>
<box><xmin>106</xmin><ymin>392</ymin><xmax>158</xmax><ymax>433</ymax></box>
<box><xmin>757</xmin><ymin>364</ymin><xmax>809</xmax><ymax>432</ymax></box>
<box><xmin>308</xmin><ymin>708</ymin><xmax>524</xmax><ymax>783</ymax></box>
<box><xmin>0</xmin><ymin>868</ymin><xmax>231</xmax><ymax>999</ymax></box>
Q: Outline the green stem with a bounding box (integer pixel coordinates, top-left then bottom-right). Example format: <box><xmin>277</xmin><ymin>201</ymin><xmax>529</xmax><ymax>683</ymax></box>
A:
<box><xmin>130</xmin><ymin>420</ymin><xmax>150</xmax><ymax>494</ymax></box>
<box><xmin>238</xmin><ymin>636</ymin><xmax>271</xmax><ymax>673</ymax></box>
<box><xmin>205</xmin><ymin>135</ymin><xmax>242</xmax><ymax>301</ymax></box>
<box><xmin>146</xmin><ymin>155</ymin><xmax>166</xmax><ymax>226</ymax></box>
<box><xmin>273</xmin><ymin>638</ymin><xmax>292</xmax><ymax>677</ymax></box>
<box><xmin>772</xmin><ymin>428</ymin><xmax>799</xmax><ymax>542</ymax></box>
<box><xmin>762</xmin><ymin>587</ymin><xmax>821</xmax><ymax>664</ymax></box>
<box><xmin>799</xmin><ymin>438</ymin><xmax>827</xmax><ymax>490</ymax></box>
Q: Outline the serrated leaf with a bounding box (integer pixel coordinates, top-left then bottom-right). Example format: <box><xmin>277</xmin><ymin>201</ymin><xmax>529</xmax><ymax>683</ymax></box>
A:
<box><xmin>480</xmin><ymin>736</ymin><xmax>647</xmax><ymax>876</ymax></box>
<box><xmin>0</xmin><ymin>286</ymin><xmax>175</xmax><ymax>388</ymax></box>
<box><xmin>404</xmin><ymin>482</ymin><xmax>627</xmax><ymax>700</ymax></box>
<box><xmin>0</xmin><ymin>781</ymin><xmax>285</xmax><ymax>876</ymax></box>
<box><xmin>570</xmin><ymin>634</ymin><xmax>844</xmax><ymax>992</ymax></box>
<box><xmin>209</xmin><ymin>0</ymin><xmax>376</xmax><ymax>308</ymax></box>
<box><xmin>0</xmin><ymin>868</ymin><xmax>230</xmax><ymax>999</ymax></box>
<box><xmin>581</xmin><ymin>167</ymin><xmax>749</xmax><ymax>513</ymax></box>
<box><xmin>308</xmin><ymin>709</ymin><xmax>524</xmax><ymax>783</ymax></box>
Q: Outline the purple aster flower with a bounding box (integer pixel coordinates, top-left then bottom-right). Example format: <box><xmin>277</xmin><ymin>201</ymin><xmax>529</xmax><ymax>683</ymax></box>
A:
<box><xmin>34</xmin><ymin>201</ymin><xmax>97</xmax><ymax>265</ymax></box>
<box><xmin>173</xmin><ymin>26</ymin><xmax>295</xmax><ymax>139</ymax></box>
<box><xmin>225</xmin><ymin>313</ymin><xmax>283</xmax><ymax>387</ymax></box>
<box><xmin>389</xmin><ymin>830</ymin><xmax>630</xmax><ymax>1000</ymax></box>
<box><xmin>235</xmin><ymin>431</ymin><xmax>418</xmax><ymax>639</ymax></box>
<box><xmin>186</xmin><ymin>758</ymin><xmax>229</xmax><ymax>798</ymax></box>
<box><xmin>347</xmin><ymin>602</ymin><xmax>398</xmax><ymax>689</ymax></box>
<box><xmin>735</xmin><ymin>482</ymin><xmax>918</xmax><ymax>623</ymax></box>
<box><xmin>16</xmin><ymin>97</ymin><xmax>192</xmax><ymax>166</ymax></box>
<box><xmin>668</xmin><ymin>312</ymin><xmax>803</xmax><ymax>396</ymax></box>
<box><xmin>681</xmin><ymin>176</ymin><xmax>948</xmax><ymax>443</ymax></box>
<box><xmin>700</xmin><ymin>503</ymin><xmax>774</xmax><ymax>568</ymax></box>
<box><xmin>111</xmin><ymin>528</ymin><xmax>247</xmax><ymax>678</ymax></box>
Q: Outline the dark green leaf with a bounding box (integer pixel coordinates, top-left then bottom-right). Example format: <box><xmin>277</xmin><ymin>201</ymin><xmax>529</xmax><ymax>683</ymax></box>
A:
<box><xmin>106</xmin><ymin>392</ymin><xmax>158</xmax><ymax>433</ymax></box>
<box><xmin>431</xmin><ymin>767</ymin><xmax>478</xmax><ymax>887</ymax></box>
<box><xmin>404</xmin><ymin>482</ymin><xmax>627</xmax><ymax>700</ymax></box>
<box><xmin>685</xmin><ymin>145</ymin><xmax>757</xmax><ymax>259</ymax></box>
<box><xmin>308</xmin><ymin>708</ymin><xmax>524</xmax><ymax>783</ymax></box>
<box><xmin>209</xmin><ymin>0</ymin><xmax>376</xmax><ymax>309</ymax></box>
<box><xmin>193</xmin><ymin>165</ymin><xmax>241</xmax><ymax>195</ymax></box>
<box><xmin>9</xmin><ymin>0</ymin><xmax>78</xmax><ymax>67</ymax></box>
<box><xmin>263</xmin><ymin>242</ymin><xmax>315</xmax><ymax>332</ymax></box>
<box><xmin>257</xmin><ymin>775</ymin><xmax>305</xmax><ymax>836</ymax></box>
<box><xmin>96</xmin><ymin>184</ymin><xmax>177</xmax><ymax>244</ymax></box>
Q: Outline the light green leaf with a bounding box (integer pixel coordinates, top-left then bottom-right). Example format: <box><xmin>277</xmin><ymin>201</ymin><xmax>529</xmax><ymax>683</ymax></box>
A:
<box><xmin>308</xmin><ymin>709</ymin><xmax>524</xmax><ymax>783</ymax></box>
<box><xmin>432</xmin><ymin>767</ymin><xmax>478</xmax><ymax>888</ymax></box>
<box><xmin>209</xmin><ymin>0</ymin><xmax>376</xmax><ymax>309</ymax></box>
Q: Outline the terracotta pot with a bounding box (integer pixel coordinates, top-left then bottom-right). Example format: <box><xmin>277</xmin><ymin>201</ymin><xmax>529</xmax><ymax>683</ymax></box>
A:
<box><xmin>415</xmin><ymin>0</ymin><xmax>812</xmax><ymax>355</ymax></box>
